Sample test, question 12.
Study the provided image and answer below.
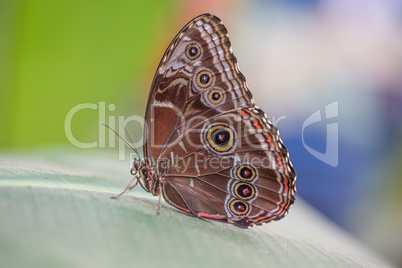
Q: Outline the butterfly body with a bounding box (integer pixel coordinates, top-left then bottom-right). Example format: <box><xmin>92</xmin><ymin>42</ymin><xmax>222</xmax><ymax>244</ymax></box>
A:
<box><xmin>125</xmin><ymin>13</ymin><xmax>296</xmax><ymax>229</ymax></box>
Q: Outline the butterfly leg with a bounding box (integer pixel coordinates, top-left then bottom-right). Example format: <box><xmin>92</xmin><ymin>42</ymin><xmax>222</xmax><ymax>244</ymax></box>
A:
<box><xmin>110</xmin><ymin>176</ymin><xmax>138</xmax><ymax>199</ymax></box>
<box><xmin>129</xmin><ymin>181</ymin><xmax>139</xmax><ymax>190</ymax></box>
<box><xmin>156</xmin><ymin>192</ymin><xmax>162</xmax><ymax>215</ymax></box>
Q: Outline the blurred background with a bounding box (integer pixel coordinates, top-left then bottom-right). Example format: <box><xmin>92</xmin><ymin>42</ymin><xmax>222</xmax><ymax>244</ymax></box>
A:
<box><xmin>1</xmin><ymin>0</ymin><xmax>401</xmax><ymax>265</ymax></box>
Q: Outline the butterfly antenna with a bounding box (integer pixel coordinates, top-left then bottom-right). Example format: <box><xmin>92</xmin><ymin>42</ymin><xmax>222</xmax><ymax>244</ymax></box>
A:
<box><xmin>102</xmin><ymin>124</ymin><xmax>140</xmax><ymax>159</ymax></box>
<box><xmin>119</xmin><ymin>121</ymin><xmax>141</xmax><ymax>160</ymax></box>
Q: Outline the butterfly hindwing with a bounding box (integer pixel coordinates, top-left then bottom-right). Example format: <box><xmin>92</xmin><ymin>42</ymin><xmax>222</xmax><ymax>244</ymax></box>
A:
<box><xmin>157</xmin><ymin>108</ymin><xmax>296</xmax><ymax>228</ymax></box>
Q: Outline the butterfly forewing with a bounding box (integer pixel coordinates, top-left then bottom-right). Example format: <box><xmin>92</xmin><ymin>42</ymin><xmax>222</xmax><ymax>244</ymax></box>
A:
<box><xmin>144</xmin><ymin>14</ymin><xmax>253</xmax><ymax>161</ymax></box>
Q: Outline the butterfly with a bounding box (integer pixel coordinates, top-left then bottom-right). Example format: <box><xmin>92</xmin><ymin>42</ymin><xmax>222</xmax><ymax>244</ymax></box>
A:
<box><xmin>113</xmin><ymin>13</ymin><xmax>296</xmax><ymax>229</ymax></box>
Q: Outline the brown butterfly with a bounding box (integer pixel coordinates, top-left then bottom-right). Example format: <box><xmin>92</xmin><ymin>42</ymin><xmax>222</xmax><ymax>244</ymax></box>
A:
<box><xmin>113</xmin><ymin>13</ymin><xmax>296</xmax><ymax>228</ymax></box>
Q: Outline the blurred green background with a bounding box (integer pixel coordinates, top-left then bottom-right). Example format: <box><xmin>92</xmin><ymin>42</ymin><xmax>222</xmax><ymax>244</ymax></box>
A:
<box><xmin>1</xmin><ymin>0</ymin><xmax>401</xmax><ymax>266</ymax></box>
<box><xmin>0</xmin><ymin>0</ymin><xmax>184</xmax><ymax>148</ymax></box>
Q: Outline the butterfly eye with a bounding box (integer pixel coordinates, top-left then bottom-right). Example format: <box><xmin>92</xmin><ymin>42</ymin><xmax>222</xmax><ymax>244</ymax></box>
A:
<box><xmin>234</xmin><ymin>182</ymin><xmax>256</xmax><ymax>200</ymax></box>
<box><xmin>186</xmin><ymin>43</ymin><xmax>201</xmax><ymax>60</ymax></box>
<box><xmin>208</xmin><ymin>89</ymin><xmax>224</xmax><ymax>104</ymax></box>
<box><xmin>206</xmin><ymin>125</ymin><xmax>235</xmax><ymax>153</ymax></box>
<box><xmin>229</xmin><ymin>199</ymin><xmax>249</xmax><ymax>215</ymax></box>
<box><xmin>196</xmin><ymin>71</ymin><xmax>213</xmax><ymax>88</ymax></box>
<box><xmin>236</xmin><ymin>165</ymin><xmax>257</xmax><ymax>181</ymax></box>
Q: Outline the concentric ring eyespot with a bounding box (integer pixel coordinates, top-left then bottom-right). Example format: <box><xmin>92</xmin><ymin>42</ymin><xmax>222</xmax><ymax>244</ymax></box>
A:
<box><xmin>236</xmin><ymin>165</ymin><xmax>257</xmax><ymax>181</ymax></box>
<box><xmin>185</xmin><ymin>43</ymin><xmax>201</xmax><ymax>60</ymax></box>
<box><xmin>206</xmin><ymin>125</ymin><xmax>234</xmax><ymax>152</ymax></box>
<box><xmin>208</xmin><ymin>89</ymin><xmax>224</xmax><ymax>104</ymax></box>
<box><xmin>234</xmin><ymin>182</ymin><xmax>255</xmax><ymax>200</ymax></box>
<box><xmin>196</xmin><ymin>70</ymin><xmax>213</xmax><ymax>88</ymax></box>
<box><xmin>229</xmin><ymin>199</ymin><xmax>249</xmax><ymax>215</ymax></box>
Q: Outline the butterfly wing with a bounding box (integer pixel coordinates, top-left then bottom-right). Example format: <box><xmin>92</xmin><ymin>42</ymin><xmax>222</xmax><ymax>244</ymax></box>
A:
<box><xmin>144</xmin><ymin>13</ymin><xmax>296</xmax><ymax>228</ymax></box>
<box><xmin>158</xmin><ymin>107</ymin><xmax>296</xmax><ymax>228</ymax></box>
<box><xmin>143</xmin><ymin>13</ymin><xmax>253</xmax><ymax>163</ymax></box>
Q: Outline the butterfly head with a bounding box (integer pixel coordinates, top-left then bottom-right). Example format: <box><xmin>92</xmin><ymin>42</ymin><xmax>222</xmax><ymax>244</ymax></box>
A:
<box><xmin>130</xmin><ymin>159</ymin><xmax>143</xmax><ymax>176</ymax></box>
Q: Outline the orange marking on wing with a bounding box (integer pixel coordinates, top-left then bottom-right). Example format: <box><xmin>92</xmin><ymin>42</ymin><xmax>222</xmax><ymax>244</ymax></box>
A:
<box><xmin>255</xmin><ymin>215</ymin><xmax>270</xmax><ymax>222</ymax></box>
<box><xmin>198</xmin><ymin>213</ymin><xmax>226</xmax><ymax>220</ymax></box>
<box><xmin>265</xmin><ymin>133</ymin><xmax>274</xmax><ymax>148</ymax></box>
<box><xmin>277</xmin><ymin>198</ymin><xmax>288</xmax><ymax>215</ymax></box>
<box><xmin>276</xmin><ymin>154</ymin><xmax>284</xmax><ymax>172</ymax></box>
<box><xmin>241</xmin><ymin>110</ymin><xmax>249</xmax><ymax>117</ymax></box>
<box><xmin>276</xmin><ymin>176</ymin><xmax>292</xmax><ymax>216</ymax></box>
<box><xmin>175</xmin><ymin>205</ymin><xmax>190</xmax><ymax>213</ymax></box>
<box><xmin>252</xmin><ymin>119</ymin><xmax>262</xmax><ymax>130</ymax></box>
<box><xmin>283</xmin><ymin>177</ymin><xmax>289</xmax><ymax>194</ymax></box>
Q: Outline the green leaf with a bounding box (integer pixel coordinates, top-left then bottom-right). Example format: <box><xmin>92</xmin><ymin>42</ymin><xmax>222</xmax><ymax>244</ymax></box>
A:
<box><xmin>0</xmin><ymin>150</ymin><xmax>393</xmax><ymax>268</ymax></box>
